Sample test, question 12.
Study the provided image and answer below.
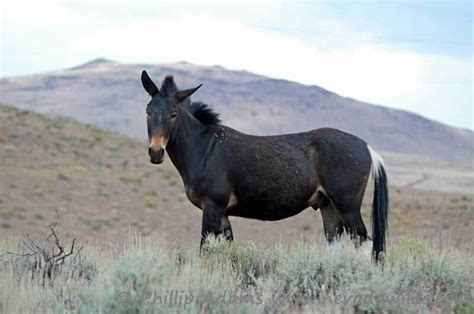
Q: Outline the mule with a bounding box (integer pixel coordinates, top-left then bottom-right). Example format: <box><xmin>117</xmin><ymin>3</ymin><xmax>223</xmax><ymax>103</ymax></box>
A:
<box><xmin>141</xmin><ymin>71</ymin><xmax>389</xmax><ymax>260</ymax></box>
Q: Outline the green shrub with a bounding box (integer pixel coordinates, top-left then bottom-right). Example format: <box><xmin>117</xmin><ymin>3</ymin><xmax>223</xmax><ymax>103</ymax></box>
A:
<box><xmin>388</xmin><ymin>236</ymin><xmax>432</xmax><ymax>263</ymax></box>
<box><xmin>201</xmin><ymin>236</ymin><xmax>278</xmax><ymax>285</ymax></box>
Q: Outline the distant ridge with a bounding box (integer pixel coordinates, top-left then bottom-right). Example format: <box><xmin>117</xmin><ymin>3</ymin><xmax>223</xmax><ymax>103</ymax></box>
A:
<box><xmin>71</xmin><ymin>58</ymin><xmax>116</xmax><ymax>69</ymax></box>
<box><xmin>0</xmin><ymin>59</ymin><xmax>472</xmax><ymax>164</ymax></box>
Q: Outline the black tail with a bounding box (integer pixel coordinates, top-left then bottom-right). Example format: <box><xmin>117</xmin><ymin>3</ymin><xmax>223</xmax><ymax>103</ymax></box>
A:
<box><xmin>372</xmin><ymin>164</ymin><xmax>389</xmax><ymax>262</ymax></box>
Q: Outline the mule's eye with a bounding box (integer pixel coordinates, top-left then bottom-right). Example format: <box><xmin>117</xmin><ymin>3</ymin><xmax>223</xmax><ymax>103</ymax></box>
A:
<box><xmin>170</xmin><ymin>112</ymin><xmax>178</xmax><ymax>119</ymax></box>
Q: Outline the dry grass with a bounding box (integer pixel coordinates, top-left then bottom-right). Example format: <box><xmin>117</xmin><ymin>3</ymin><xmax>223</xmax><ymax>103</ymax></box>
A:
<box><xmin>0</xmin><ymin>232</ymin><xmax>472</xmax><ymax>313</ymax></box>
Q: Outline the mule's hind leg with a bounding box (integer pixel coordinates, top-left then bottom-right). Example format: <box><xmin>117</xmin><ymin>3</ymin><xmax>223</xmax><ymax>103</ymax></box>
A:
<box><xmin>313</xmin><ymin>203</ymin><xmax>344</xmax><ymax>244</ymax></box>
<box><xmin>335</xmin><ymin>205</ymin><xmax>373</xmax><ymax>257</ymax></box>
<box><xmin>332</xmin><ymin>201</ymin><xmax>368</xmax><ymax>247</ymax></box>
<box><xmin>323</xmin><ymin>173</ymin><xmax>370</xmax><ymax>248</ymax></box>
<box><xmin>219</xmin><ymin>216</ymin><xmax>234</xmax><ymax>241</ymax></box>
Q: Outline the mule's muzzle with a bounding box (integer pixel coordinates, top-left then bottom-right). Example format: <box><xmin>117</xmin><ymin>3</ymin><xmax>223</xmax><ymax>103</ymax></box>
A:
<box><xmin>148</xmin><ymin>147</ymin><xmax>165</xmax><ymax>164</ymax></box>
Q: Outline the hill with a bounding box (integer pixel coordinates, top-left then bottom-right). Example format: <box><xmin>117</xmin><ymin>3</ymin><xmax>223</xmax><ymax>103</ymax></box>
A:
<box><xmin>0</xmin><ymin>104</ymin><xmax>472</xmax><ymax>246</ymax></box>
<box><xmin>0</xmin><ymin>60</ymin><xmax>472</xmax><ymax>164</ymax></box>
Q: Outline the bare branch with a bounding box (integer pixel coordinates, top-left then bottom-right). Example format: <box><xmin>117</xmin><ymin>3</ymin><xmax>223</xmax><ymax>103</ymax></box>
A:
<box><xmin>5</xmin><ymin>210</ymin><xmax>83</xmax><ymax>286</ymax></box>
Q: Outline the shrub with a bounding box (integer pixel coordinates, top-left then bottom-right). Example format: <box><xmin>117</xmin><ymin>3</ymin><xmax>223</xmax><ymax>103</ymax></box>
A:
<box><xmin>201</xmin><ymin>236</ymin><xmax>279</xmax><ymax>286</ymax></box>
<box><xmin>0</xmin><ymin>234</ymin><xmax>472</xmax><ymax>313</ymax></box>
<box><xmin>388</xmin><ymin>236</ymin><xmax>432</xmax><ymax>263</ymax></box>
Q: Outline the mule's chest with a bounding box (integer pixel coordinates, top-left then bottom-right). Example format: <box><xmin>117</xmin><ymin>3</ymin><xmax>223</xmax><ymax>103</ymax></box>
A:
<box><xmin>185</xmin><ymin>185</ymin><xmax>203</xmax><ymax>210</ymax></box>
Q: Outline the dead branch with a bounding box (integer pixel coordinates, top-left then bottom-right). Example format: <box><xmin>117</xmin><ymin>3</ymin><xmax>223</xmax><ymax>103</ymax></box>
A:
<box><xmin>4</xmin><ymin>212</ymin><xmax>83</xmax><ymax>286</ymax></box>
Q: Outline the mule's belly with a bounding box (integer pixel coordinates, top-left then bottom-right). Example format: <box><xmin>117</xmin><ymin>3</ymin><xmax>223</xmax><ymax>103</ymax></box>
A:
<box><xmin>226</xmin><ymin>202</ymin><xmax>309</xmax><ymax>221</ymax></box>
<box><xmin>226</xmin><ymin>173</ymin><xmax>318</xmax><ymax>221</ymax></box>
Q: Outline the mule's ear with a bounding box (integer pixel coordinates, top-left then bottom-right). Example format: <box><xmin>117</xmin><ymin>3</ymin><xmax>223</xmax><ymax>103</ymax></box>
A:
<box><xmin>174</xmin><ymin>84</ymin><xmax>202</xmax><ymax>103</ymax></box>
<box><xmin>141</xmin><ymin>70</ymin><xmax>160</xmax><ymax>97</ymax></box>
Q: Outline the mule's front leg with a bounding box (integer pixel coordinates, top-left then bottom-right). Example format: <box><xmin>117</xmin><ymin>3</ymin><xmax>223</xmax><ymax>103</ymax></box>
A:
<box><xmin>200</xmin><ymin>200</ymin><xmax>232</xmax><ymax>250</ymax></box>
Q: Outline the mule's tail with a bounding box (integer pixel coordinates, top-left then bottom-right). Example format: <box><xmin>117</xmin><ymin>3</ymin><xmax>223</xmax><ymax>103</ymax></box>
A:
<box><xmin>367</xmin><ymin>145</ymin><xmax>389</xmax><ymax>262</ymax></box>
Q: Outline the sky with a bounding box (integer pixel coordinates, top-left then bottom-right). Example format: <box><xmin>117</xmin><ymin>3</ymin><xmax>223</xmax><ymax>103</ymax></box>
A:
<box><xmin>1</xmin><ymin>0</ymin><xmax>472</xmax><ymax>129</ymax></box>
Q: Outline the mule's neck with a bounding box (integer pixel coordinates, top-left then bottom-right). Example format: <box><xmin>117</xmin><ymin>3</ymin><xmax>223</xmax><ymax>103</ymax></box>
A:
<box><xmin>165</xmin><ymin>107</ymin><xmax>215</xmax><ymax>184</ymax></box>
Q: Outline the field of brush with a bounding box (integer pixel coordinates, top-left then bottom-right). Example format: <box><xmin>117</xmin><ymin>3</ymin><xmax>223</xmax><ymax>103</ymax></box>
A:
<box><xmin>0</xmin><ymin>230</ymin><xmax>473</xmax><ymax>313</ymax></box>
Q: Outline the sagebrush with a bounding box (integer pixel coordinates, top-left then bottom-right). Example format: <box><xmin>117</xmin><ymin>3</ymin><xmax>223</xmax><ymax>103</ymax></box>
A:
<box><xmin>0</xmin><ymin>234</ymin><xmax>472</xmax><ymax>313</ymax></box>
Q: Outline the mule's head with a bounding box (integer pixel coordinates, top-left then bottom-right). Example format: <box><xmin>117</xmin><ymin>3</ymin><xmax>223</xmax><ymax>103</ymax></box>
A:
<box><xmin>141</xmin><ymin>70</ymin><xmax>202</xmax><ymax>164</ymax></box>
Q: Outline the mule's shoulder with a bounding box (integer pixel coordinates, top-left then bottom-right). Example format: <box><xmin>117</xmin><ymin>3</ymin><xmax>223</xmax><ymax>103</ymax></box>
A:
<box><xmin>208</xmin><ymin>124</ymin><xmax>247</xmax><ymax>139</ymax></box>
<box><xmin>210</xmin><ymin>125</ymin><xmax>271</xmax><ymax>142</ymax></box>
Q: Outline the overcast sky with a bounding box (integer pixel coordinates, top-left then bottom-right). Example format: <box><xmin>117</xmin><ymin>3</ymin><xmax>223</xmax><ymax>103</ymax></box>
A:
<box><xmin>1</xmin><ymin>1</ymin><xmax>472</xmax><ymax>129</ymax></box>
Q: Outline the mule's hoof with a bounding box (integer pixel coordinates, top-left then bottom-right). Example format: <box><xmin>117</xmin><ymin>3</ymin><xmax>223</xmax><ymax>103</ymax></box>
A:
<box><xmin>328</xmin><ymin>240</ymin><xmax>343</xmax><ymax>251</ymax></box>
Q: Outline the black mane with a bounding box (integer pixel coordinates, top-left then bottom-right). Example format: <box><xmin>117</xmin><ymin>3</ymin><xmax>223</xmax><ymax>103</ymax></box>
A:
<box><xmin>186</xmin><ymin>101</ymin><xmax>221</xmax><ymax>126</ymax></box>
<box><xmin>160</xmin><ymin>76</ymin><xmax>220</xmax><ymax>126</ymax></box>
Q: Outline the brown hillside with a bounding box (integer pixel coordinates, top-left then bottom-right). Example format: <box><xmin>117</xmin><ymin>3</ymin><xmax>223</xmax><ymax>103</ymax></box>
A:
<box><xmin>0</xmin><ymin>104</ymin><xmax>472</xmax><ymax>247</ymax></box>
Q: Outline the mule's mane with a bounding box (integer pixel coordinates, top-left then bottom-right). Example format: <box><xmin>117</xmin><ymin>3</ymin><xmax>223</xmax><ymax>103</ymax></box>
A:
<box><xmin>186</xmin><ymin>102</ymin><xmax>221</xmax><ymax>126</ymax></box>
<box><xmin>160</xmin><ymin>76</ymin><xmax>178</xmax><ymax>97</ymax></box>
<box><xmin>161</xmin><ymin>75</ymin><xmax>220</xmax><ymax>126</ymax></box>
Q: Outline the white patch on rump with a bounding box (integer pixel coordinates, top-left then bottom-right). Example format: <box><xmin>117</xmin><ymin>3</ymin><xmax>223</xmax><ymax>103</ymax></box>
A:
<box><xmin>367</xmin><ymin>145</ymin><xmax>385</xmax><ymax>180</ymax></box>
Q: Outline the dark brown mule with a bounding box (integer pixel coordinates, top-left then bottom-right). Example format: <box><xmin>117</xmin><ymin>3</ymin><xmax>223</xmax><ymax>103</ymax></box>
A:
<box><xmin>141</xmin><ymin>71</ymin><xmax>389</xmax><ymax>261</ymax></box>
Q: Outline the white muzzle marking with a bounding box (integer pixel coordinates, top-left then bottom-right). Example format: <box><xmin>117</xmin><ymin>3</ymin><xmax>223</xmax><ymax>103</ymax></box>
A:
<box><xmin>150</xmin><ymin>134</ymin><xmax>167</xmax><ymax>151</ymax></box>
